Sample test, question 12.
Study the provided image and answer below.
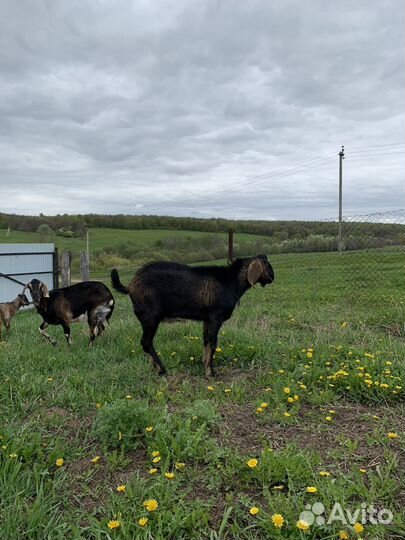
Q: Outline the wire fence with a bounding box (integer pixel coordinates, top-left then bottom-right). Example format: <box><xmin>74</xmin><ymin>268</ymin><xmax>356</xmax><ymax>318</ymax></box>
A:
<box><xmin>66</xmin><ymin>209</ymin><xmax>404</xmax><ymax>314</ymax></box>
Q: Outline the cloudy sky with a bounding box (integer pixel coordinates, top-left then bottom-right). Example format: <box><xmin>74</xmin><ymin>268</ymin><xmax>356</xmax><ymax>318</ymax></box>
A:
<box><xmin>0</xmin><ymin>0</ymin><xmax>404</xmax><ymax>220</ymax></box>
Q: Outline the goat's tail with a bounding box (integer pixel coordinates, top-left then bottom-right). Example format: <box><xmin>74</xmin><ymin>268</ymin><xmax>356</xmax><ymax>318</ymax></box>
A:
<box><xmin>111</xmin><ymin>269</ymin><xmax>129</xmax><ymax>295</ymax></box>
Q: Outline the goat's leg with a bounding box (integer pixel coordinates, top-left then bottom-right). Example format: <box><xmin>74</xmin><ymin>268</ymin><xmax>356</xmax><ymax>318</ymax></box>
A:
<box><xmin>203</xmin><ymin>320</ymin><xmax>222</xmax><ymax>378</ymax></box>
<box><xmin>88</xmin><ymin>311</ymin><xmax>100</xmax><ymax>344</ymax></box>
<box><xmin>39</xmin><ymin>321</ymin><xmax>57</xmax><ymax>346</ymax></box>
<box><xmin>140</xmin><ymin>321</ymin><xmax>166</xmax><ymax>375</ymax></box>
<box><xmin>0</xmin><ymin>321</ymin><xmax>2</xmax><ymax>340</ymax></box>
<box><xmin>5</xmin><ymin>320</ymin><xmax>10</xmax><ymax>333</ymax></box>
<box><xmin>62</xmin><ymin>323</ymin><xmax>72</xmax><ymax>345</ymax></box>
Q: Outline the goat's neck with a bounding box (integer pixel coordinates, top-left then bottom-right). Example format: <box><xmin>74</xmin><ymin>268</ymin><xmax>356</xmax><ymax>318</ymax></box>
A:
<box><xmin>229</xmin><ymin>261</ymin><xmax>253</xmax><ymax>299</ymax></box>
<box><xmin>36</xmin><ymin>297</ymin><xmax>49</xmax><ymax>314</ymax></box>
<box><xmin>11</xmin><ymin>298</ymin><xmax>23</xmax><ymax>311</ymax></box>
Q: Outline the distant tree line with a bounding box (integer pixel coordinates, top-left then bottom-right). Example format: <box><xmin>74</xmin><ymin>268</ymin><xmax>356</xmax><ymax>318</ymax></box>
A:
<box><xmin>1</xmin><ymin>212</ymin><xmax>404</xmax><ymax>243</ymax></box>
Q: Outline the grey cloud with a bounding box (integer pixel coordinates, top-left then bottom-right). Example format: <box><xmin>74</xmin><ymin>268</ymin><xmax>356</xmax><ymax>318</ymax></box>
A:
<box><xmin>0</xmin><ymin>0</ymin><xmax>404</xmax><ymax>220</ymax></box>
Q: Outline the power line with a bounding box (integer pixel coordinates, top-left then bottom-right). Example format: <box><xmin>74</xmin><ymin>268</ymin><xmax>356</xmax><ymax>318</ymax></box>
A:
<box><xmin>159</xmin><ymin>152</ymin><xmax>336</xmax><ymax>204</ymax></box>
<box><xmin>350</xmin><ymin>142</ymin><xmax>404</xmax><ymax>151</ymax></box>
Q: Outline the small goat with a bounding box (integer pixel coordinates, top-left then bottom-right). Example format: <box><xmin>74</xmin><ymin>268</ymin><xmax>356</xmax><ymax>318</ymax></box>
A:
<box><xmin>23</xmin><ymin>279</ymin><xmax>115</xmax><ymax>346</ymax></box>
<box><xmin>0</xmin><ymin>293</ymin><xmax>30</xmax><ymax>339</ymax></box>
<box><xmin>111</xmin><ymin>255</ymin><xmax>274</xmax><ymax>377</ymax></box>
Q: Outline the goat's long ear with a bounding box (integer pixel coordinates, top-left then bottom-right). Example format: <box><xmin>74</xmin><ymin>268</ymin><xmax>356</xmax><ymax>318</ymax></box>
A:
<box><xmin>41</xmin><ymin>283</ymin><xmax>50</xmax><ymax>298</ymax></box>
<box><xmin>21</xmin><ymin>283</ymin><xmax>31</xmax><ymax>295</ymax></box>
<box><xmin>247</xmin><ymin>260</ymin><xmax>263</xmax><ymax>286</ymax></box>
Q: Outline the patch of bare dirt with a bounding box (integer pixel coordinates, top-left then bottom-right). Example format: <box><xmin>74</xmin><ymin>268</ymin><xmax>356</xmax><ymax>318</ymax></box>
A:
<box><xmin>68</xmin><ymin>447</ymin><xmax>148</xmax><ymax>514</ymax></box>
<box><xmin>218</xmin><ymin>401</ymin><xmax>405</xmax><ymax>469</ymax></box>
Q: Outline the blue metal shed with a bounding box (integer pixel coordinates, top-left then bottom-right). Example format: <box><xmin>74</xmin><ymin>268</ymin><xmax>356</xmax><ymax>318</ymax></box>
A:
<box><xmin>0</xmin><ymin>243</ymin><xmax>57</xmax><ymax>304</ymax></box>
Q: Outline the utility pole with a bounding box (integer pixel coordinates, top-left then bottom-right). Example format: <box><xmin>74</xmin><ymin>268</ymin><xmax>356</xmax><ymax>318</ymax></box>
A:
<box><xmin>338</xmin><ymin>145</ymin><xmax>345</xmax><ymax>254</ymax></box>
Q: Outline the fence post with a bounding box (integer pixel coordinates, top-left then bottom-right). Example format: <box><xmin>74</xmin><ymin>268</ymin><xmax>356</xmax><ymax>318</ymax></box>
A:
<box><xmin>53</xmin><ymin>247</ymin><xmax>59</xmax><ymax>289</ymax></box>
<box><xmin>228</xmin><ymin>228</ymin><xmax>234</xmax><ymax>263</ymax></box>
<box><xmin>61</xmin><ymin>251</ymin><xmax>72</xmax><ymax>287</ymax></box>
<box><xmin>80</xmin><ymin>251</ymin><xmax>89</xmax><ymax>281</ymax></box>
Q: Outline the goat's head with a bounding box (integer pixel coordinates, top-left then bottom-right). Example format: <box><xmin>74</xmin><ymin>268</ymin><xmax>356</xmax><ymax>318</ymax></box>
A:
<box><xmin>23</xmin><ymin>279</ymin><xmax>50</xmax><ymax>306</ymax></box>
<box><xmin>247</xmin><ymin>255</ymin><xmax>274</xmax><ymax>287</ymax></box>
<box><xmin>17</xmin><ymin>293</ymin><xmax>30</xmax><ymax>307</ymax></box>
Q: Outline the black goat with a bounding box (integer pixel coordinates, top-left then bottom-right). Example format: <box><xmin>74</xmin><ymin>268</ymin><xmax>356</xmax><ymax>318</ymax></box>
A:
<box><xmin>23</xmin><ymin>279</ymin><xmax>115</xmax><ymax>346</ymax></box>
<box><xmin>111</xmin><ymin>255</ymin><xmax>274</xmax><ymax>377</ymax></box>
<box><xmin>0</xmin><ymin>293</ymin><xmax>30</xmax><ymax>339</ymax></box>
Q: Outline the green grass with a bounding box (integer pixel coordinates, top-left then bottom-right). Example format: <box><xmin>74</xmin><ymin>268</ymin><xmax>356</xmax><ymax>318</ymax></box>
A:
<box><xmin>0</xmin><ymin>250</ymin><xmax>404</xmax><ymax>539</ymax></box>
<box><xmin>0</xmin><ymin>228</ymin><xmax>267</xmax><ymax>255</ymax></box>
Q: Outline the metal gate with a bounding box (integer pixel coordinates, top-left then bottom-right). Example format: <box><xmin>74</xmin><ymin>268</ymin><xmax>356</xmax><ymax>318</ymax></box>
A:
<box><xmin>0</xmin><ymin>244</ymin><xmax>58</xmax><ymax>303</ymax></box>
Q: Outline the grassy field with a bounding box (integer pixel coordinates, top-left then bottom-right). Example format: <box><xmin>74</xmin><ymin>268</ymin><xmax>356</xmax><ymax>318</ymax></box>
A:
<box><xmin>0</xmin><ymin>228</ymin><xmax>268</xmax><ymax>255</ymax></box>
<box><xmin>0</xmin><ymin>250</ymin><xmax>404</xmax><ymax>539</ymax></box>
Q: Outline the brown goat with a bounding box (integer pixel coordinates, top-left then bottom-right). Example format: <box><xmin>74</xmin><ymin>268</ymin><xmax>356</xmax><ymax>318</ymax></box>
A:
<box><xmin>0</xmin><ymin>294</ymin><xmax>30</xmax><ymax>339</ymax></box>
<box><xmin>24</xmin><ymin>279</ymin><xmax>115</xmax><ymax>346</ymax></box>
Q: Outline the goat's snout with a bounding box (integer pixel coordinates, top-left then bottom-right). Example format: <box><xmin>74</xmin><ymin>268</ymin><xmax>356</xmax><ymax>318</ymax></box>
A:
<box><xmin>18</xmin><ymin>294</ymin><xmax>30</xmax><ymax>306</ymax></box>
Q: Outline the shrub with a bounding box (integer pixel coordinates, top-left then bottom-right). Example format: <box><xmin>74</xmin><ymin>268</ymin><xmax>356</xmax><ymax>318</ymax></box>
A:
<box><xmin>92</xmin><ymin>399</ymin><xmax>157</xmax><ymax>450</ymax></box>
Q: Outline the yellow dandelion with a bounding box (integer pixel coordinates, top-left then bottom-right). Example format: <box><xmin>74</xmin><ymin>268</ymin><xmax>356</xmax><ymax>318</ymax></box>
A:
<box><xmin>55</xmin><ymin>458</ymin><xmax>64</xmax><ymax>467</ymax></box>
<box><xmin>319</xmin><ymin>471</ymin><xmax>330</xmax><ymax>477</ymax></box>
<box><xmin>175</xmin><ymin>462</ymin><xmax>186</xmax><ymax>469</ymax></box>
<box><xmin>296</xmin><ymin>519</ymin><xmax>310</xmax><ymax>530</ymax></box>
<box><xmin>151</xmin><ymin>450</ymin><xmax>160</xmax><ymax>457</ymax></box>
<box><xmin>284</xmin><ymin>412</ymin><xmax>291</xmax><ymax>417</ymax></box>
<box><xmin>249</xmin><ymin>507</ymin><xmax>259</xmax><ymax>515</ymax></box>
<box><xmin>116</xmin><ymin>485</ymin><xmax>126</xmax><ymax>493</ymax></box>
<box><xmin>126</xmin><ymin>394</ymin><xmax>133</xmax><ymax>399</ymax></box>
<box><xmin>325</xmin><ymin>416</ymin><xmax>333</xmax><ymax>422</ymax></box>
<box><xmin>152</xmin><ymin>456</ymin><xmax>161</xmax><ymax>463</ymax></box>
<box><xmin>387</xmin><ymin>432</ymin><xmax>399</xmax><ymax>439</ymax></box>
<box><xmin>148</xmin><ymin>468</ymin><xmax>158</xmax><ymax>475</ymax></box>
<box><xmin>260</xmin><ymin>402</ymin><xmax>268</xmax><ymax>408</ymax></box>
<box><xmin>306</xmin><ymin>486</ymin><xmax>317</xmax><ymax>493</ymax></box>
<box><xmin>287</xmin><ymin>397</ymin><xmax>294</xmax><ymax>403</ymax></box>
<box><xmin>143</xmin><ymin>499</ymin><xmax>158</xmax><ymax>512</ymax></box>
<box><xmin>271</xmin><ymin>513</ymin><xmax>285</xmax><ymax>528</ymax></box>
<box><xmin>273</xmin><ymin>485</ymin><xmax>284</xmax><ymax>490</ymax></box>
<box><xmin>145</xmin><ymin>426</ymin><xmax>154</xmax><ymax>433</ymax></box>
<box><xmin>9</xmin><ymin>453</ymin><xmax>18</xmax><ymax>458</ymax></box>
<box><xmin>353</xmin><ymin>522</ymin><xmax>364</xmax><ymax>533</ymax></box>
<box><xmin>283</xmin><ymin>387</ymin><xmax>291</xmax><ymax>394</ymax></box>
<box><xmin>256</xmin><ymin>407</ymin><xmax>263</xmax><ymax>413</ymax></box>
<box><xmin>207</xmin><ymin>386</ymin><xmax>215</xmax><ymax>391</ymax></box>
<box><xmin>246</xmin><ymin>458</ymin><xmax>258</xmax><ymax>468</ymax></box>
<box><xmin>164</xmin><ymin>472</ymin><xmax>175</xmax><ymax>480</ymax></box>
<box><xmin>91</xmin><ymin>456</ymin><xmax>101</xmax><ymax>464</ymax></box>
<box><xmin>215</xmin><ymin>347</ymin><xmax>222</xmax><ymax>353</ymax></box>
<box><xmin>107</xmin><ymin>520</ymin><xmax>121</xmax><ymax>529</ymax></box>
<box><xmin>138</xmin><ymin>517</ymin><xmax>148</xmax><ymax>527</ymax></box>
<box><xmin>339</xmin><ymin>531</ymin><xmax>349</xmax><ymax>540</ymax></box>
<box><xmin>359</xmin><ymin>468</ymin><xmax>367</xmax><ymax>474</ymax></box>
